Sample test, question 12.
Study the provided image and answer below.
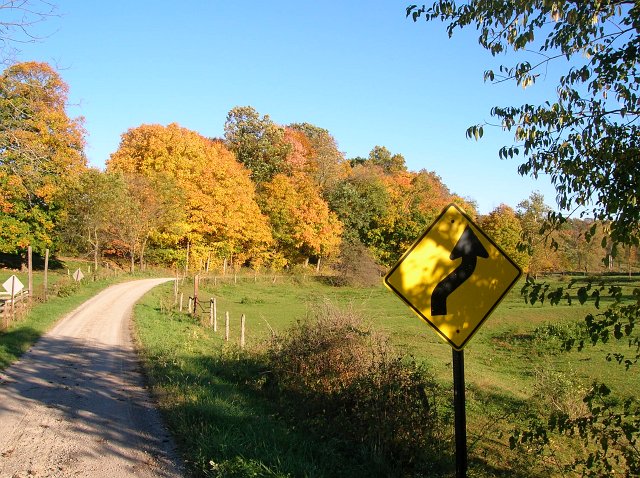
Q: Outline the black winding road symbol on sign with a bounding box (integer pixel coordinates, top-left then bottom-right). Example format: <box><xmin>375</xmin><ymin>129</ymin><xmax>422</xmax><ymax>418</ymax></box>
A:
<box><xmin>431</xmin><ymin>226</ymin><xmax>489</xmax><ymax>316</ymax></box>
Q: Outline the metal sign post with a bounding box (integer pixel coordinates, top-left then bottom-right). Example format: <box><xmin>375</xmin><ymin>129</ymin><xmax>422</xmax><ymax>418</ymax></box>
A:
<box><xmin>452</xmin><ymin>349</ymin><xmax>467</xmax><ymax>478</ymax></box>
<box><xmin>384</xmin><ymin>203</ymin><xmax>523</xmax><ymax>477</ymax></box>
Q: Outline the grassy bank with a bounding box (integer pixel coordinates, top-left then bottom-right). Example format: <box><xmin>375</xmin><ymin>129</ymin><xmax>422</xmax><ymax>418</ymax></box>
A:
<box><xmin>133</xmin><ymin>274</ymin><xmax>640</xmax><ymax>477</ymax></box>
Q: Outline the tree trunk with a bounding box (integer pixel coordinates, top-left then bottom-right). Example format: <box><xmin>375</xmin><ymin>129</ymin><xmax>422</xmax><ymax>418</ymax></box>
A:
<box><xmin>93</xmin><ymin>228</ymin><xmax>99</xmax><ymax>279</ymax></box>
<box><xmin>139</xmin><ymin>236</ymin><xmax>149</xmax><ymax>271</ymax></box>
<box><xmin>185</xmin><ymin>240</ymin><xmax>190</xmax><ymax>275</ymax></box>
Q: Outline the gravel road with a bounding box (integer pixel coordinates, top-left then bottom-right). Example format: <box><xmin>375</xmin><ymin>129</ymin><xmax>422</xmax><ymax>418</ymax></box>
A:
<box><xmin>0</xmin><ymin>278</ymin><xmax>184</xmax><ymax>478</ymax></box>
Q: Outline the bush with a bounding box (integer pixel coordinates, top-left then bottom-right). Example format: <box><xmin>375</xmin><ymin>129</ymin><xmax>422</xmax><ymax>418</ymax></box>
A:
<box><xmin>266</xmin><ymin>302</ymin><xmax>451</xmax><ymax>474</ymax></box>
<box><xmin>267</xmin><ymin>302</ymin><xmax>380</xmax><ymax>395</ymax></box>
<box><xmin>332</xmin><ymin>240</ymin><xmax>384</xmax><ymax>287</ymax></box>
<box><xmin>55</xmin><ymin>281</ymin><xmax>80</xmax><ymax>298</ymax></box>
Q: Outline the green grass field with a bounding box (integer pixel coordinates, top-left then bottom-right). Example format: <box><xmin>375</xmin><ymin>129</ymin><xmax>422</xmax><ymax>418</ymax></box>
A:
<box><xmin>133</xmin><ymin>273</ymin><xmax>640</xmax><ymax>477</ymax></box>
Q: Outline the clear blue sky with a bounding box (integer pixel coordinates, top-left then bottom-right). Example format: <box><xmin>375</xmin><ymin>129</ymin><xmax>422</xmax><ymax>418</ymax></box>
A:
<box><xmin>12</xmin><ymin>0</ymin><xmax>560</xmax><ymax>214</ymax></box>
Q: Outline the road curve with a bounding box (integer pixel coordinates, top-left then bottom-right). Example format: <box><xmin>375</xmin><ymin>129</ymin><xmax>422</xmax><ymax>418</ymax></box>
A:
<box><xmin>0</xmin><ymin>278</ymin><xmax>183</xmax><ymax>478</ymax></box>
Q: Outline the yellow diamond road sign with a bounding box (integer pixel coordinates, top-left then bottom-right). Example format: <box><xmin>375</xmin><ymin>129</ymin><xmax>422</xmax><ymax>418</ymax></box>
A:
<box><xmin>384</xmin><ymin>203</ymin><xmax>522</xmax><ymax>350</ymax></box>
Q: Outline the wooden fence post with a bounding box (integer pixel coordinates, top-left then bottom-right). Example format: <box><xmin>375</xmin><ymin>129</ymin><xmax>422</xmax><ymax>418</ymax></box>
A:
<box><xmin>10</xmin><ymin>276</ymin><xmax>15</xmax><ymax>323</ymax></box>
<box><xmin>27</xmin><ymin>245</ymin><xmax>33</xmax><ymax>302</ymax></box>
<box><xmin>179</xmin><ymin>292</ymin><xmax>184</xmax><ymax>312</ymax></box>
<box><xmin>240</xmin><ymin>314</ymin><xmax>245</xmax><ymax>349</ymax></box>
<box><xmin>214</xmin><ymin>298</ymin><xmax>217</xmax><ymax>331</ymax></box>
<box><xmin>44</xmin><ymin>249</ymin><xmax>49</xmax><ymax>300</ymax></box>
<box><xmin>188</xmin><ymin>297</ymin><xmax>193</xmax><ymax>314</ymax></box>
<box><xmin>225</xmin><ymin>311</ymin><xmax>229</xmax><ymax>342</ymax></box>
<box><xmin>174</xmin><ymin>273</ymin><xmax>178</xmax><ymax>305</ymax></box>
<box><xmin>193</xmin><ymin>274</ymin><xmax>199</xmax><ymax>317</ymax></box>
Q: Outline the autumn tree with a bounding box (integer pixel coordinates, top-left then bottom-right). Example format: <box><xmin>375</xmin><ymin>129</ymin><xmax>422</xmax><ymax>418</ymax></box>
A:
<box><xmin>60</xmin><ymin>169</ymin><xmax>128</xmax><ymax>271</ymax></box>
<box><xmin>0</xmin><ymin>61</ymin><xmax>86</xmax><ymax>254</ymax></box>
<box><xmin>288</xmin><ymin>122</ymin><xmax>347</xmax><ymax>194</ymax></box>
<box><xmin>108</xmin><ymin>123</ymin><xmax>272</xmax><ymax>266</ymax></box>
<box><xmin>224</xmin><ymin>106</ymin><xmax>291</xmax><ymax>184</ymax></box>
<box><xmin>516</xmin><ymin>192</ymin><xmax>563</xmax><ymax>277</ymax></box>
<box><xmin>259</xmin><ymin>172</ymin><xmax>343</xmax><ymax>267</ymax></box>
<box><xmin>282</xmin><ymin>127</ymin><xmax>312</xmax><ymax>172</ymax></box>
<box><xmin>108</xmin><ymin>173</ymin><xmax>184</xmax><ymax>272</ymax></box>
<box><xmin>556</xmin><ymin>218</ymin><xmax>608</xmax><ymax>274</ymax></box>
<box><xmin>480</xmin><ymin>204</ymin><xmax>529</xmax><ymax>271</ymax></box>
<box><xmin>368</xmin><ymin>145</ymin><xmax>407</xmax><ymax>174</ymax></box>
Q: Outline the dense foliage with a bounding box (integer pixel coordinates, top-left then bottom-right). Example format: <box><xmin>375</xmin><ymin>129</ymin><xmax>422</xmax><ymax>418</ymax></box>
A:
<box><xmin>408</xmin><ymin>1</ymin><xmax>639</xmax><ymax>247</ymax></box>
<box><xmin>0</xmin><ymin>62</ymin><xmax>85</xmax><ymax>254</ymax></box>
<box><xmin>0</xmin><ymin>61</ymin><xmax>638</xmax><ymax>278</ymax></box>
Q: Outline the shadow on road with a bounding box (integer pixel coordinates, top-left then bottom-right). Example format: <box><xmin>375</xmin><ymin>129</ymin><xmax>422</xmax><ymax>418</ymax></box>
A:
<box><xmin>0</xmin><ymin>333</ymin><xmax>181</xmax><ymax>477</ymax></box>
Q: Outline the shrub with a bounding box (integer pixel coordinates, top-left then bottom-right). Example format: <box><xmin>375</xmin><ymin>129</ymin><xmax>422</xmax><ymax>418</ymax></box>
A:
<box><xmin>332</xmin><ymin>239</ymin><xmax>384</xmax><ymax>287</ymax></box>
<box><xmin>266</xmin><ymin>302</ymin><xmax>451</xmax><ymax>473</ymax></box>
<box><xmin>267</xmin><ymin>302</ymin><xmax>380</xmax><ymax>396</ymax></box>
<box><xmin>55</xmin><ymin>281</ymin><xmax>80</xmax><ymax>298</ymax></box>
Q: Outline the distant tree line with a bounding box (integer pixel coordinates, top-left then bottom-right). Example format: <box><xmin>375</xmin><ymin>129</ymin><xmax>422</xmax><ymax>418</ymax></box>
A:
<box><xmin>1</xmin><ymin>62</ymin><xmax>637</xmax><ymax>276</ymax></box>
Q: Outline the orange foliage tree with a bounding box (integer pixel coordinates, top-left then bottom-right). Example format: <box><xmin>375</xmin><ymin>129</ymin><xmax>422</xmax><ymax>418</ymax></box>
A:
<box><xmin>287</xmin><ymin>123</ymin><xmax>348</xmax><ymax>195</ymax></box>
<box><xmin>259</xmin><ymin>172</ymin><xmax>343</xmax><ymax>268</ymax></box>
<box><xmin>480</xmin><ymin>204</ymin><xmax>529</xmax><ymax>271</ymax></box>
<box><xmin>367</xmin><ymin>165</ymin><xmax>457</xmax><ymax>265</ymax></box>
<box><xmin>107</xmin><ymin>123</ymin><xmax>272</xmax><ymax>266</ymax></box>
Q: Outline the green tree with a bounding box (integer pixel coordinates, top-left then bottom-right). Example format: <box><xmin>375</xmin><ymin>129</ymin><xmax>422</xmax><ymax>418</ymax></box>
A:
<box><xmin>224</xmin><ymin>106</ymin><xmax>291</xmax><ymax>184</ymax></box>
<box><xmin>60</xmin><ymin>169</ymin><xmax>128</xmax><ymax>271</ymax></box>
<box><xmin>408</xmin><ymin>2</ymin><xmax>639</xmax><ymax>246</ymax></box>
<box><xmin>327</xmin><ymin>165</ymin><xmax>390</xmax><ymax>247</ymax></box>
<box><xmin>0</xmin><ymin>61</ymin><xmax>86</xmax><ymax>254</ymax></box>
<box><xmin>358</xmin><ymin>165</ymin><xmax>454</xmax><ymax>265</ymax></box>
<box><xmin>480</xmin><ymin>204</ymin><xmax>529</xmax><ymax>270</ymax></box>
<box><xmin>408</xmin><ymin>3</ymin><xmax>640</xmax><ymax>473</ymax></box>
<box><xmin>368</xmin><ymin>145</ymin><xmax>407</xmax><ymax>174</ymax></box>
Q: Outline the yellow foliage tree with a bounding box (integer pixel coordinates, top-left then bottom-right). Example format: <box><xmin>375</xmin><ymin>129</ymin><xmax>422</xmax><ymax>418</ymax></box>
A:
<box><xmin>107</xmin><ymin>123</ymin><xmax>272</xmax><ymax>264</ymax></box>
<box><xmin>259</xmin><ymin>172</ymin><xmax>343</xmax><ymax>267</ymax></box>
<box><xmin>0</xmin><ymin>62</ymin><xmax>86</xmax><ymax>253</ymax></box>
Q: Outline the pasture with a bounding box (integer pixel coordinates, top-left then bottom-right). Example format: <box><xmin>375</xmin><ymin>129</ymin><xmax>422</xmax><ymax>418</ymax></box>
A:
<box><xmin>133</xmin><ymin>272</ymin><xmax>640</xmax><ymax>477</ymax></box>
